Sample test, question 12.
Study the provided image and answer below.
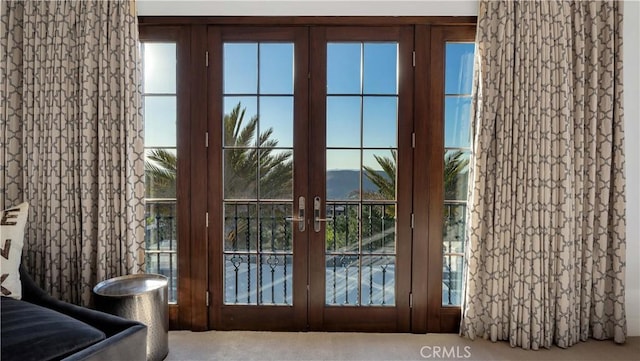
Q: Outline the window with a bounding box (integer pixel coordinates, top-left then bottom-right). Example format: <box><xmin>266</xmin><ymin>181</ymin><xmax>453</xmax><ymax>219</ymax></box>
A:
<box><xmin>222</xmin><ymin>42</ymin><xmax>295</xmax><ymax>305</ymax></box>
<box><xmin>442</xmin><ymin>42</ymin><xmax>475</xmax><ymax>306</ymax></box>
<box><xmin>141</xmin><ymin>42</ymin><xmax>179</xmax><ymax>303</ymax></box>
<box><xmin>325</xmin><ymin>42</ymin><xmax>399</xmax><ymax>306</ymax></box>
<box><xmin>414</xmin><ymin>24</ymin><xmax>476</xmax><ymax>332</ymax></box>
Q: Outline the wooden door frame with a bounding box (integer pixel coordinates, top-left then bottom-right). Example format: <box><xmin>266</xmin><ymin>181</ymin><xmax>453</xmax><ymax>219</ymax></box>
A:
<box><xmin>412</xmin><ymin>24</ymin><xmax>476</xmax><ymax>333</ymax></box>
<box><xmin>138</xmin><ymin>25</ymin><xmax>199</xmax><ymax>330</ymax></box>
<box><xmin>308</xmin><ymin>25</ymin><xmax>414</xmax><ymax>332</ymax></box>
<box><xmin>138</xmin><ymin>17</ymin><xmax>477</xmax><ymax>332</ymax></box>
<box><xmin>207</xmin><ymin>26</ymin><xmax>310</xmax><ymax>331</ymax></box>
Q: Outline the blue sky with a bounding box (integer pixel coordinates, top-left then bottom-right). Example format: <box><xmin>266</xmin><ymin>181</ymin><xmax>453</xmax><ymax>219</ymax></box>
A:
<box><xmin>143</xmin><ymin>43</ymin><xmax>177</xmax><ymax>148</ymax></box>
<box><xmin>142</xmin><ymin>41</ymin><xmax>475</xmax><ymax>169</ymax></box>
<box><xmin>444</xmin><ymin>43</ymin><xmax>475</xmax><ymax>149</ymax></box>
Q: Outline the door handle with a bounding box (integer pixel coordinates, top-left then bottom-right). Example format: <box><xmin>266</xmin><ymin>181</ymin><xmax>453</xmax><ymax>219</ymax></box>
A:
<box><xmin>285</xmin><ymin>196</ymin><xmax>305</xmax><ymax>232</ymax></box>
<box><xmin>314</xmin><ymin>196</ymin><xmax>334</xmax><ymax>233</ymax></box>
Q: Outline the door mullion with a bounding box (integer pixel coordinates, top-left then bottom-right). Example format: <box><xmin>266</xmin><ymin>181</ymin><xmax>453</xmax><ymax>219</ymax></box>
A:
<box><xmin>307</xmin><ymin>26</ymin><xmax>329</xmax><ymax>331</ymax></box>
<box><xmin>292</xmin><ymin>26</ymin><xmax>311</xmax><ymax>331</ymax></box>
<box><xmin>207</xmin><ymin>25</ymin><xmax>224</xmax><ymax>331</ymax></box>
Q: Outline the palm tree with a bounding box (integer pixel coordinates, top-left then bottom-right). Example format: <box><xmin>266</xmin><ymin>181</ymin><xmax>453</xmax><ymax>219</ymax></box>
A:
<box><xmin>223</xmin><ymin>103</ymin><xmax>292</xmax><ymax>199</ymax></box>
<box><xmin>362</xmin><ymin>151</ymin><xmax>397</xmax><ymax>201</ymax></box>
<box><xmin>145</xmin><ymin>149</ymin><xmax>177</xmax><ymax>198</ymax></box>
<box><xmin>146</xmin><ymin>102</ymin><xmax>294</xmax><ymax>251</ymax></box>
<box><xmin>144</xmin><ymin>149</ymin><xmax>178</xmax><ymax>251</ymax></box>
<box><xmin>443</xmin><ymin>150</ymin><xmax>469</xmax><ymax>199</ymax></box>
<box><xmin>362</xmin><ymin>149</ymin><xmax>470</xmax><ymax>201</ymax></box>
<box><xmin>221</xmin><ymin>103</ymin><xmax>293</xmax><ymax>250</ymax></box>
<box><xmin>145</xmin><ymin>102</ymin><xmax>293</xmax><ymax>198</ymax></box>
<box><xmin>359</xmin><ymin>149</ymin><xmax>470</xmax><ymax>253</ymax></box>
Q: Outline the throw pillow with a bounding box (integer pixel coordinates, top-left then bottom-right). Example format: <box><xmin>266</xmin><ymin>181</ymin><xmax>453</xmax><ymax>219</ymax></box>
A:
<box><xmin>0</xmin><ymin>202</ymin><xmax>29</xmax><ymax>299</ymax></box>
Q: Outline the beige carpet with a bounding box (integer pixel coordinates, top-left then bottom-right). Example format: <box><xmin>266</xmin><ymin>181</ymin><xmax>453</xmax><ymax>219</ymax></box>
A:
<box><xmin>166</xmin><ymin>331</ymin><xmax>639</xmax><ymax>361</ymax></box>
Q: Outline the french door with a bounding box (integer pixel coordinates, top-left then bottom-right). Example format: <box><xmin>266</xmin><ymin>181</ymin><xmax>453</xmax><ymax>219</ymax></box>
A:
<box><xmin>208</xmin><ymin>26</ymin><xmax>413</xmax><ymax>331</ymax></box>
<box><xmin>307</xmin><ymin>27</ymin><xmax>413</xmax><ymax>331</ymax></box>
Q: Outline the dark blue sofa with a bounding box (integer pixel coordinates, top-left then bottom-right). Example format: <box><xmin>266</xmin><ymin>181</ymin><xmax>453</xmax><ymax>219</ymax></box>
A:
<box><xmin>1</xmin><ymin>265</ymin><xmax>147</xmax><ymax>361</ymax></box>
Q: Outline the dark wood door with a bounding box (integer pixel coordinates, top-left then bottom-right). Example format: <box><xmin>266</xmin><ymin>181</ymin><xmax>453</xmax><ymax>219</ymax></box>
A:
<box><xmin>307</xmin><ymin>26</ymin><xmax>414</xmax><ymax>332</ymax></box>
<box><xmin>208</xmin><ymin>27</ymin><xmax>310</xmax><ymax>330</ymax></box>
<box><xmin>208</xmin><ymin>25</ymin><xmax>414</xmax><ymax>332</ymax></box>
<box><xmin>140</xmin><ymin>18</ymin><xmax>477</xmax><ymax>333</ymax></box>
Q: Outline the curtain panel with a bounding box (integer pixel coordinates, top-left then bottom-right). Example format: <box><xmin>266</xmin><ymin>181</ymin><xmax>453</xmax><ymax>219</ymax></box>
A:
<box><xmin>1</xmin><ymin>0</ymin><xmax>145</xmax><ymax>306</ymax></box>
<box><xmin>461</xmin><ymin>0</ymin><xmax>626</xmax><ymax>349</ymax></box>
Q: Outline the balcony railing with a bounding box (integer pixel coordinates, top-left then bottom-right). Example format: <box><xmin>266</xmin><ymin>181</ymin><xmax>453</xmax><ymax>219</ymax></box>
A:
<box><xmin>143</xmin><ymin>199</ymin><xmax>464</xmax><ymax>306</ymax></box>
<box><xmin>222</xmin><ymin>202</ymin><xmax>293</xmax><ymax>305</ymax></box>
<box><xmin>223</xmin><ymin>201</ymin><xmax>397</xmax><ymax>306</ymax></box>
<box><xmin>145</xmin><ymin>199</ymin><xmax>178</xmax><ymax>303</ymax></box>
<box><xmin>443</xmin><ymin>201</ymin><xmax>466</xmax><ymax>306</ymax></box>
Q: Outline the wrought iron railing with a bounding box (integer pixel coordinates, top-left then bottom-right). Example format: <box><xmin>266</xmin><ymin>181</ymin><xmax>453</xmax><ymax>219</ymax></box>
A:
<box><xmin>145</xmin><ymin>199</ymin><xmax>178</xmax><ymax>303</ymax></box>
<box><xmin>443</xmin><ymin>201</ymin><xmax>466</xmax><ymax>306</ymax></box>
<box><xmin>222</xmin><ymin>201</ymin><xmax>397</xmax><ymax>306</ymax></box>
<box><xmin>325</xmin><ymin>202</ymin><xmax>396</xmax><ymax>306</ymax></box>
<box><xmin>144</xmin><ymin>199</ymin><xmax>463</xmax><ymax>306</ymax></box>
<box><xmin>223</xmin><ymin>202</ymin><xmax>293</xmax><ymax>305</ymax></box>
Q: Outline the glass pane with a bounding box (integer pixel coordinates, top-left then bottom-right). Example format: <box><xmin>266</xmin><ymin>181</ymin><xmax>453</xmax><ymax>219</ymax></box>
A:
<box><xmin>445</xmin><ymin>43</ymin><xmax>475</xmax><ymax>95</ymax></box>
<box><xmin>442</xmin><ymin>42</ymin><xmax>474</xmax><ymax>307</ymax></box>
<box><xmin>325</xmin><ymin>203</ymin><xmax>359</xmax><ymax>253</ymax></box>
<box><xmin>222</xmin><ymin>41</ymin><xmax>298</xmax><ymax>308</ymax></box>
<box><xmin>223</xmin><ymin>203</ymin><xmax>257</xmax><ymax>251</ymax></box>
<box><xmin>325</xmin><ymin>255</ymin><xmax>360</xmax><ymax>305</ymax></box>
<box><xmin>145</xmin><ymin>199</ymin><xmax>178</xmax><ymax>302</ymax></box>
<box><xmin>363</xmin><ymin>96</ymin><xmax>397</xmax><ymax>148</ymax></box>
<box><xmin>361</xmin><ymin>256</ymin><xmax>395</xmax><ymax>306</ymax></box>
<box><xmin>145</xmin><ymin>251</ymin><xmax>178</xmax><ymax>302</ymax></box>
<box><xmin>224</xmin><ymin>149</ymin><xmax>257</xmax><ymax>199</ymax></box>
<box><xmin>258</xmin><ymin>149</ymin><xmax>293</xmax><ymax>200</ymax></box>
<box><xmin>143</xmin><ymin>43</ymin><xmax>176</xmax><ymax>94</ymax></box>
<box><xmin>442</xmin><ymin>255</ymin><xmax>464</xmax><ymax>306</ymax></box>
<box><xmin>443</xmin><ymin>203</ymin><xmax>466</xmax><ymax>254</ymax></box>
<box><xmin>145</xmin><ymin>149</ymin><xmax>177</xmax><ymax>198</ymax></box>
<box><xmin>259</xmin><ymin>43</ymin><xmax>294</xmax><ymax>94</ymax></box>
<box><xmin>327</xmin><ymin>96</ymin><xmax>361</xmax><ymax>148</ymax></box>
<box><xmin>144</xmin><ymin>96</ymin><xmax>176</xmax><ymax>147</ymax></box>
<box><xmin>445</xmin><ymin>96</ymin><xmax>472</xmax><ymax>148</ymax></box>
<box><xmin>258</xmin><ymin>203</ymin><xmax>293</xmax><ymax>252</ymax></box>
<box><xmin>362</xmin><ymin>204</ymin><xmax>395</xmax><ymax>253</ymax></box>
<box><xmin>259</xmin><ymin>255</ymin><xmax>293</xmax><ymax>305</ymax></box>
<box><xmin>224</xmin><ymin>43</ymin><xmax>258</xmax><ymax>94</ymax></box>
<box><xmin>327</xmin><ymin>150</ymin><xmax>361</xmax><ymax>200</ymax></box>
<box><xmin>223</xmin><ymin>96</ymin><xmax>258</xmax><ymax>147</ymax></box>
<box><xmin>327</xmin><ymin>43</ymin><xmax>361</xmax><ymax>94</ymax></box>
<box><xmin>444</xmin><ymin>150</ymin><xmax>470</xmax><ymax>201</ymax></box>
<box><xmin>259</xmin><ymin>96</ymin><xmax>293</xmax><ymax>148</ymax></box>
<box><xmin>224</xmin><ymin>254</ymin><xmax>258</xmax><ymax>304</ymax></box>
<box><xmin>142</xmin><ymin>41</ymin><xmax>179</xmax><ymax>304</ymax></box>
<box><xmin>145</xmin><ymin>201</ymin><xmax>177</xmax><ymax>250</ymax></box>
<box><xmin>363</xmin><ymin>43</ymin><xmax>397</xmax><ymax>95</ymax></box>
<box><xmin>363</xmin><ymin>150</ymin><xmax>395</xmax><ymax>201</ymax></box>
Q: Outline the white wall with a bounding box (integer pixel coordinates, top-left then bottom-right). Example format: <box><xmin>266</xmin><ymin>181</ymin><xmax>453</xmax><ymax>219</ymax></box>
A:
<box><xmin>623</xmin><ymin>0</ymin><xmax>640</xmax><ymax>337</ymax></box>
<box><xmin>137</xmin><ymin>0</ymin><xmax>640</xmax><ymax>337</ymax></box>
<box><xmin>137</xmin><ymin>0</ymin><xmax>479</xmax><ymax>16</ymax></box>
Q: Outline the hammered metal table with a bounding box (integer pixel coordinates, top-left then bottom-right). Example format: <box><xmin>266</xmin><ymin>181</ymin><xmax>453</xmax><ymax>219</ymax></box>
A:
<box><xmin>93</xmin><ymin>274</ymin><xmax>169</xmax><ymax>361</ymax></box>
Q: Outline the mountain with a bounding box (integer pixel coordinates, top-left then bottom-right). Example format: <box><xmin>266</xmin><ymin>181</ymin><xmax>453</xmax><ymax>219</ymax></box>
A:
<box><xmin>326</xmin><ymin>170</ymin><xmax>385</xmax><ymax>199</ymax></box>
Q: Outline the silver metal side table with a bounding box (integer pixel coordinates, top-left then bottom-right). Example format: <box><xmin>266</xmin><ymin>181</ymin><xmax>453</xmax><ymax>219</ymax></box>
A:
<box><xmin>94</xmin><ymin>274</ymin><xmax>169</xmax><ymax>361</ymax></box>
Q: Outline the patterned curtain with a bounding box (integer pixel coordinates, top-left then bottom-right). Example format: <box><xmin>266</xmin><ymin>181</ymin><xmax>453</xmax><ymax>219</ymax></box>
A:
<box><xmin>461</xmin><ymin>0</ymin><xmax>626</xmax><ymax>349</ymax></box>
<box><xmin>1</xmin><ymin>0</ymin><xmax>145</xmax><ymax>306</ymax></box>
